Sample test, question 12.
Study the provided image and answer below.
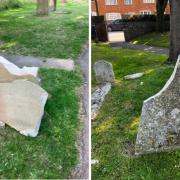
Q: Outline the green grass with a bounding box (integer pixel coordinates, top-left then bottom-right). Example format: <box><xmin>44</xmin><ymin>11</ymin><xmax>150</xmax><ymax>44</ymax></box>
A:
<box><xmin>0</xmin><ymin>0</ymin><xmax>88</xmax><ymax>59</ymax></box>
<box><xmin>92</xmin><ymin>44</ymin><xmax>180</xmax><ymax>180</ymax></box>
<box><xmin>0</xmin><ymin>69</ymin><xmax>82</xmax><ymax>179</ymax></box>
<box><xmin>132</xmin><ymin>32</ymin><xmax>169</xmax><ymax>48</ymax></box>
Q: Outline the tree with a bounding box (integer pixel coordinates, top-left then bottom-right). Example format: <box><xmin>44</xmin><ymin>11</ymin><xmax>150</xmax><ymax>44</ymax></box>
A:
<box><xmin>168</xmin><ymin>0</ymin><xmax>180</xmax><ymax>62</ymax></box>
<box><xmin>156</xmin><ymin>0</ymin><xmax>168</xmax><ymax>32</ymax></box>
<box><xmin>94</xmin><ymin>0</ymin><xmax>99</xmax><ymax>16</ymax></box>
<box><xmin>37</xmin><ymin>0</ymin><xmax>49</xmax><ymax>15</ymax></box>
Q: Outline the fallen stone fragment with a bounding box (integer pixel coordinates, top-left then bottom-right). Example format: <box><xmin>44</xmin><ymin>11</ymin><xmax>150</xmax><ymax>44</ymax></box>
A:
<box><xmin>135</xmin><ymin>56</ymin><xmax>180</xmax><ymax>155</ymax></box>
<box><xmin>91</xmin><ymin>159</ymin><xmax>99</xmax><ymax>165</ymax></box>
<box><xmin>2</xmin><ymin>55</ymin><xmax>74</xmax><ymax>71</ymax></box>
<box><xmin>91</xmin><ymin>83</ymin><xmax>111</xmax><ymax>119</ymax></box>
<box><xmin>0</xmin><ymin>80</ymin><xmax>48</xmax><ymax>137</ymax></box>
<box><xmin>0</xmin><ymin>121</ymin><xmax>5</xmax><ymax>128</ymax></box>
<box><xmin>0</xmin><ymin>56</ymin><xmax>39</xmax><ymax>83</ymax></box>
<box><xmin>94</xmin><ymin>60</ymin><xmax>115</xmax><ymax>84</ymax></box>
<box><xmin>125</xmin><ymin>73</ymin><xmax>144</xmax><ymax>80</ymax></box>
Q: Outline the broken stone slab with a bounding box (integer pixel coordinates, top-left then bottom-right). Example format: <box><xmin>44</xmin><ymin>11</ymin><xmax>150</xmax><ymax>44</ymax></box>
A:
<box><xmin>135</xmin><ymin>56</ymin><xmax>180</xmax><ymax>155</ymax></box>
<box><xmin>91</xmin><ymin>83</ymin><xmax>111</xmax><ymax>119</ymax></box>
<box><xmin>2</xmin><ymin>55</ymin><xmax>74</xmax><ymax>71</ymax></box>
<box><xmin>94</xmin><ymin>60</ymin><xmax>115</xmax><ymax>84</ymax></box>
<box><xmin>0</xmin><ymin>80</ymin><xmax>48</xmax><ymax>137</ymax></box>
<box><xmin>124</xmin><ymin>73</ymin><xmax>144</xmax><ymax>80</ymax></box>
<box><xmin>0</xmin><ymin>56</ymin><xmax>39</xmax><ymax>83</ymax></box>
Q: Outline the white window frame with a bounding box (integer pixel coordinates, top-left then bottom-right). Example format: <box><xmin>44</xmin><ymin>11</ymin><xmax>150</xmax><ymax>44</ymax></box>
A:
<box><xmin>106</xmin><ymin>13</ymin><xmax>122</xmax><ymax>21</ymax></box>
<box><xmin>124</xmin><ymin>0</ymin><xmax>133</xmax><ymax>5</ymax></box>
<box><xmin>143</xmin><ymin>0</ymin><xmax>155</xmax><ymax>3</ymax></box>
<box><xmin>140</xmin><ymin>10</ymin><xmax>152</xmax><ymax>15</ymax></box>
<box><xmin>106</xmin><ymin>0</ymin><xmax>118</xmax><ymax>5</ymax></box>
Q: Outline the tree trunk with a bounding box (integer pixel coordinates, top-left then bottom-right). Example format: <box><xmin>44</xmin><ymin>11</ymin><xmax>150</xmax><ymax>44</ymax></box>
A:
<box><xmin>94</xmin><ymin>0</ymin><xmax>99</xmax><ymax>16</ymax></box>
<box><xmin>37</xmin><ymin>0</ymin><xmax>49</xmax><ymax>15</ymax></box>
<box><xmin>168</xmin><ymin>0</ymin><xmax>180</xmax><ymax>62</ymax></box>
<box><xmin>156</xmin><ymin>3</ymin><xmax>164</xmax><ymax>32</ymax></box>
<box><xmin>156</xmin><ymin>0</ymin><xmax>168</xmax><ymax>33</ymax></box>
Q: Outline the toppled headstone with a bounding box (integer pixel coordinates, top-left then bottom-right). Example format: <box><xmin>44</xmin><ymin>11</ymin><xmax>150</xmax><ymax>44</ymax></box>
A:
<box><xmin>94</xmin><ymin>60</ymin><xmax>115</xmax><ymax>84</ymax></box>
<box><xmin>125</xmin><ymin>73</ymin><xmax>144</xmax><ymax>80</ymax></box>
<box><xmin>135</xmin><ymin>56</ymin><xmax>180</xmax><ymax>155</ymax></box>
<box><xmin>0</xmin><ymin>80</ymin><xmax>48</xmax><ymax>137</ymax></box>
<box><xmin>91</xmin><ymin>83</ymin><xmax>111</xmax><ymax>119</ymax></box>
<box><xmin>0</xmin><ymin>56</ymin><xmax>39</xmax><ymax>83</ymax></box>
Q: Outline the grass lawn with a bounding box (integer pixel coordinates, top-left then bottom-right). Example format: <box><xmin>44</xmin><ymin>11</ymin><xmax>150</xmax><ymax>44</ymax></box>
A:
<box><xmin>92</xmin><ymin>44</ymin><xmax>180</xmax><ymax>180</ymax></box>
<box><xmin>132</xmin><ymin>32</ymin><xmax>169</xmax><ymax>48</ymax></box>
<box><xmin>0</xmin><ymin>69</ymin><xmax>81</xmax><ymax>179</ymax></box>
<box><xmin>0</xmin><ymin>0</ymin><xmax>88</xmax><ymax>59</ymax></box>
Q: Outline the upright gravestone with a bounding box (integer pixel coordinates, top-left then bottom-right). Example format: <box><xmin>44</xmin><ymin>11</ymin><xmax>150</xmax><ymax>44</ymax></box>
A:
<box><xmin>135</xmin><ymin>56</ymin><xmax>180</xmax><ymax>155</ymax></box>
<box><xmin>37</xmin><ymin>0</ymin><xmax>49</xmax><ymax>15</ymax></box>
<box><xmin>94</xmin><ymin>60</ymin><xmax>115</xmax><ymax>84</ymax></box>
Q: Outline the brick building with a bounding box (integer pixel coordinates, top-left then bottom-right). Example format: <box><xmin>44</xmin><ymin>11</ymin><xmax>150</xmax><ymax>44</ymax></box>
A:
<box><xmin>92</xmin><ymin>0</ymin><xmax>170</xmax><ymax>21</ymax></box>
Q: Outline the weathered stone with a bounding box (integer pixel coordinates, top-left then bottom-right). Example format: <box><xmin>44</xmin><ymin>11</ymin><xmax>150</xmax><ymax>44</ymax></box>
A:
<box><xmin>125</xmin><ymin>73</ymin><xmax>144</xmax><ymax>80</ymax></box>
<box><xmin>0</xmin><ymin>56</ymin><xmax>39</xmax><ymax>83</ymax></box>
<box><xmin>135</xmin><ymin>56</ymin><xmax>180</xmax><ymax>155</ymax></box>
<box><xmin>91</xmin><ymin>83</ymin><xmax>111</xmax><ymax>119</ymax></box>
<box><xmin>0</xmin><ymin>80</ymin><xmax>48</xmax><ymax>137</ymax></box>
<box><xmin>91</xmin><ymin>159</ymin><xmax>99</xmax><ymax>165</ymax></box>
<box><xmin>94</xmin><ymin>60</ymin><xmax>115</xmax><ymax>84</ymax></box>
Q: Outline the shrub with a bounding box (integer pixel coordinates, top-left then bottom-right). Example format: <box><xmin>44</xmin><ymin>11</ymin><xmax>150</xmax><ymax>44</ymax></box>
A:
<box><xmin>0</xmin><ymin>0</ymin><xmax>22</xmax><ymax>11</ymax></box>
<box><xmin>121</xmin><ymin>14</ymin><xmax>170</xmax><ymax>22</ymax></box>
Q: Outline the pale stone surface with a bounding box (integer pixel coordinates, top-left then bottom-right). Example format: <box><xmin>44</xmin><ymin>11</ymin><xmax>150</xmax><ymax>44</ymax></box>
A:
<box><xmin>2</xmin><ymin>55</ymin><xmax>74</xmax><ymax>71</ymax></box>
<box><xmin>0</xmin><ymin>80</ymin><xmax>48</xmax><ymax>137</ymax></box>
<box><xmin>91</xmin><ymin>83</ymin><xmax>111</xmax><ymax>119</ymax></box>
<box><xmin>135</xmin><ymin>56</ymin><xmax>180</xmax><ymax>155</ymax></box>
<box><xmin>0</xmin><ymin>56</ymin><xmax>39</xmax><ymax>83</ymax></box>
<box><xmin>94</xmin><ymin>60</ymin><xmax>115</xmax><ymax>84</ymax></box>
<box><xmin>108</xmin><ymin>31</ymin><xmax>125</xmax><ymax>43</ymax></box>
<box><xmin>91</xmin><ymin>160</ymin><xmax>99</xmax><ymax>165</ymax></box>
<box><xmin>0</xmin><ymin>121</ymin><xmax>5</xmax><ymax>128</ymax></box>
<box><xmin>124</xmin><ymin>73</ymin><xmax>144</xmax><ymax>80</ymax></box>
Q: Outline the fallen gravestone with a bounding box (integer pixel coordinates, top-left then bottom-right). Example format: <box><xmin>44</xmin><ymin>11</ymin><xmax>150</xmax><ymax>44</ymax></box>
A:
<box><xmin>135</xmin><ymin>56</ymin><xmax>180</xmax><ymax>155</ymax></box>
<box><xmin>0</xmin><ymin>56</ymin><xmax>48</xmax><ymax>137</ymax></box>
<box><xmin>94</xmin><ymin>60</ymin><xmax>115</xmax><ymax>84</ymax></box>
<box><xmin>125</xmin><ymin>73</ymin><xmax>144</xmax><ymax>80</ymax></box>
<box><xmin>0</xmin><ymin>56</ymin><xmax>39</xmax><ymax>83</ymax></box>
<box><xmin>0</xmin><ymin>80</ymin><xmax>48</xmax><ymax>137</ymax></box>
<box><xmin>92</xmin><ymin>60</ymin><xmax>115</xmax><ymax>119</ymax></box>
<box><xmin>91</xmin><ymin>83</ymin><xmax>111</xmax><ymax>119</ymax></box>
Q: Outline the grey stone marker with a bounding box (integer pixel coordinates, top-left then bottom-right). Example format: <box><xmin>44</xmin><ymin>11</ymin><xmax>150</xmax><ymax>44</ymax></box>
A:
<box><xmin>135</xmin><ymin>56</ymin><xmax>180</xmax><ymax>155</ymax></box>
<box><xmin>94</xmin><ymin>60</ymin><xmax>115</xmax><ymax>84</ymax></box>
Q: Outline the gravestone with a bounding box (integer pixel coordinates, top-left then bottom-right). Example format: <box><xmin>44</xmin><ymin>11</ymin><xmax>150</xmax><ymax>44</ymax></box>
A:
<box><xmin>91</xmin><ymin>83</ymin><xmax>111</xmax><ymax>119</ymax></box>
<box><xmin>0</xmin><ymin>56</ymin><xmax>48</xmax><ymax>137</ymax></box>
<box><xmin>135</xmin><ymin>56</ymin><xmax>180</xmax><ymax>155</ymax></box>
<box><xmin>94</xmin><ymin>60</ymin><xmax>115</xmax><ymax>84</ymax></box>
<box><xmin>0</xmin><ymin>56</ymin><xmax>39</xmax><ymax>83</ymax></box>
<box><xmin>0</xmin><ymin>80</ymin><xmax>48</xmax><ymax>137</ymax></box>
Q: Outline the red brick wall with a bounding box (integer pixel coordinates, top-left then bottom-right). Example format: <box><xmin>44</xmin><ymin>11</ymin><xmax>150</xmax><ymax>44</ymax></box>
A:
<box><xmin>92</xmin><ymin>0</ymin><xmax>170</xmax><ymax>16</ymax></box>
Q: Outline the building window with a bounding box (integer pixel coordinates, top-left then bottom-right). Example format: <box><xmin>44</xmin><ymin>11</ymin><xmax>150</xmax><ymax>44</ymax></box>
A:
<box><xmin>124</xmin><ymin>0</ymin><xmax>133</xmax><ymax>5</ymax></box>
<box><xmin>106</xmin><ymin>0</ymin><xmax>118</xmax><ymax>5</ymax></box>
<box><xmin>143</xmin><ymin>0</ymin><xmax>155</xmax><ymax>3</ymax></box>
<box><xmin>106</xmin><ymin>13</ymin><xmax>121</xmax><ymax>20</ymax></box>
<box><xmin>140</xmin><ymin>10</ymin><xmax>152</xmax><ymax>15</ymax></box>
